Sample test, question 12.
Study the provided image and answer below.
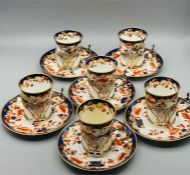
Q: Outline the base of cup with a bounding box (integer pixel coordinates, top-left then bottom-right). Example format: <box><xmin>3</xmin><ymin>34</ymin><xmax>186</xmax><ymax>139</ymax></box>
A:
<box><xmin>88</xmin><ymin>83</ymin><xmax>115</xmax><ymax>100</ymax></box>
<box><xmin>120</xmin><ymin>54</ymin><xmax>144</xmax><ymax>68</ymax></box>
<box><xmin>23</xmin><ymin>105</ymin><xmax>52</xmax><ymax>122</ymax></box>
<box><xmin>81</xmin><ymin>137</ymin><xmax>113</xmax><ymax>157</ymax></box>
<box><xmin>57</xmin><ymin>55</ymin><xmax>80</xmax><ymax>71</ymax></box>
<box><xmin>147</xmin><ymin>109</ymin><xmax>176</xmax><ymax>127</ymax></box>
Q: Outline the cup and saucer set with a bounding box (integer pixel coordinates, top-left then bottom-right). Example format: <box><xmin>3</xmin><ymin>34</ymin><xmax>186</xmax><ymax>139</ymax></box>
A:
<box><xmin>106</xmin><ymin>28</ymin><xmax>163</xmax><ymax>78</ymax></box>
<box><xmin>125</xmin><ymin>77</ymin><xmax>190</xmax><ymax>142</ymax></box>
<box><xmin>40</xmin><ymin>30</ymin><xmax>97</xmax><ymax>79</ymax></box>
<box><xmin>1</xmin><ymin>28</ymin><xmax>190</xmax><ymax>172</ymax></box>
<box><xmin>1</xmin><ymin>74</ymin><xmax>73</xmax><ymax>136</ymax></box>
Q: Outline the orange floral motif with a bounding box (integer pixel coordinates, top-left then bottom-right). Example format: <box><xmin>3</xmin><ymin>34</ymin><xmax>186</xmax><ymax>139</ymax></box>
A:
<box><xmin>118</xmin><ymin>152</ymin><xmax>126</xmax><ymax>161</ymax></box>
<box><xmin>70</xmin><ymin>157</ymin><xmax>83</xmax><ymax>164</ymax></box>
<box><xmin>116</xmin><ymin>69</ymin><xmax>124</xmax><ymax>75</ymax></box>
<box><xmin>169</xmin><ymin>128</ymin><xmax>180</xmax><ymax>135</ymax></box>
<box><xmin>47</xmin><ymin>66</ymin><xmax>54</xmax><ymax>72</ymax></box>
<box><xmin>150</xmin><ymin>62</ymin><xmax>156</xmax><ymax>68</ymax></box>
<box><xmin>133</xmin><ymin>70</ymin><xmax>142</xmax><ymax>75</ymax></box>
<box><xmin>181</xmin><ymin>112</ymin><xmax>190</xmax><ymax>120</ymax></box>
<box><xmin>134</xmin><ymin>107</ymin><xmax>142</xmax><ymax>115</ymax></box>
<box><xmin>113</xmin><ymin>53</ymin><xmax>120</xmax><ymax>59</ymax></box>
<box><xmin>76</xmin><ymin>96</ymin><xmax>84</xmax><ymax>104</ymax></box>
<box><xmin>115</xmin><ymin>139</ymin><xmax>122</xmax><ymax>146</ymax></box>
<box><xmin>64</xmin><ymin>139</ymin><xmax>71</xmax><ymax>145</ymax></box>
<box><xmin>59</xmin><ymin>105</ymin><xmax>67</xmax><ymax>113</ymax></box>
<box><xmin>4</xmin><ymin>118</ymin><xmax>10</xmax><ymax>125</ymax></box>
<box><xmin>63</xmin><ymin>132</ymin><xmax>67</xmax><ymax>138</ymax></box>
<box><xmin>17</xmin><ymin>109</ymin><xmax>24</xmax><ymax>116</ymax></box>
<box><xmin>95</xmin><ymin>78</ymin><xmax>110</xmax><ymax>83</ymax></box>
<box><xmin>115</xmin><ymin>124</ymin><xmax>123</xmax><ymax>130</ymax></box>
<box><xmin>17</xmin><ymin>126</ymin><xmax>32</xmax><ymax>132</ymax></box>
<box><xmin>146</xmin><ymin>97</ymin><xmax>155</xmax><ymax>104</ymax></box>
<box><xmin>118</xmin><ymin>87</ymin><xmax>126</xmax><ymax>95</ymax></box>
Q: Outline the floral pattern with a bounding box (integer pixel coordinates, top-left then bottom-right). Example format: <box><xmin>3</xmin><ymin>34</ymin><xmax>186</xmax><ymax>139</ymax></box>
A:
<box><xmin>69</xmin><ymin>76</ymin><xmax>135</xmax><ymax>111</ymax></box>
<box><xmin>20</xmin><ymin>74</ymin><xmax>52</xmax><ymax>91</ymax></box>
<box><xmin>126</xmin><ymin>97</ymin><xmax>190</xmax><ymax>142</ymax></box>
<box><xmin>118</xmin><ymin>28</ymin><xmax>147</xmax><ymax>67</ymax></box>
<box><xmin>58</xmin><ymin>119</ymin><xmax>137</xmax><ymax>171</ymax></box>
<box><xmin>55</xmin><ymin>31</ymin><xmax>82</xmax><ymax>45</ymax></box>
<box><xmin>106</xmin><ymin>48</ymin><xmax>163</xmax><ymax>78</ymax></box>
<box><xmin>2</xmin><ymin>92</ymin><xmax>73</xmax><ymax>136</ymax></box>
<box><xmin>145</xmin><ymin>77</ymin><xmax>180</xmax><ymax>126</ymax></box>
<box><xmin>119</xmin><ymin>28</ymin><xmax>147</xmax><ymax>42</ymax></box>
<box><xmin>78</xmin><ymin>99</ymin><xmax>115</xmax><ymax>156</ymax></box>
<box><xmin>40</xmin><ymin>47</ymin><xmax>97</xmax><ymax>79</ymax></box>
<box><xmin>86</xmin><ymin>56</ymin><xmax>117</xmax><ymax>99</ymax></box>
<box><xmin>78</xmin><ymin>99</ymin><xmax>115</xmax><ymax>118</ymax></box>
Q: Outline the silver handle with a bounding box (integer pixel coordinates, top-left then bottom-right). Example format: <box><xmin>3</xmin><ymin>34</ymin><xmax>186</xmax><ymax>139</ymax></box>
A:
<box><xmin>52</xmin><ymin>88</ymin><xmax>65</xmax><ymax>108</ymax></box>
<box><xmin>185</xmin><ymin>92</ymin><xmax>190</xmax><ymax>103</ymax></box>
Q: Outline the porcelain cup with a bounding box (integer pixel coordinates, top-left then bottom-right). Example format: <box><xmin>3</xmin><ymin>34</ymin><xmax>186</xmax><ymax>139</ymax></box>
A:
<box><xmin>77</xmin><ymin>99</ymin><xmax>116</xmax><ymax>157</ymax></box>
<box><xmin>19</xmin><ymin>74</ymin><xmax>53</xmax><ymax>121</ymax></box>
<box><xmin>118</xmin><ymin>27</ymin><xmax>147</xmax><ymax>68</ymax></box>
<box><xmin>54</xmin><ymin>30</ymin><xmax>83</xmax><ymax>70</ymax></box>
<box><xmin>145</xmin><ymin>76</ymin><xmax>180</xmax><ymax>127</ymax></box>
<box><xmin>86</xmin><ymin>56</ymin><xmax>118</xmax><ymax>99</ymax></box>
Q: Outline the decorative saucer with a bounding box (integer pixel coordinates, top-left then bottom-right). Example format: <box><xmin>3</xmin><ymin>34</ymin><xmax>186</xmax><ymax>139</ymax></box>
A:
<box><xmin>106</xmin><ymin>48</ymin><xmax>163</xmax><ymax>78</ymax></box>
<box><xmin>125</xmin><ymin>97</ymin><xmax>190</xmax><ymax>142</ymax></box>
<box><xmin>68</xmin><ymin>76</ymin><xmax>135</xmax><ymax>111</ymax></box>
<box><xmin>1</xmin><ymin>91</ymin><xmax>73</xmax><ymax>136</ymax></box>
<box><xmin>58</xmin><ymin>119</ymin><xmax>137</xmax><ymax>171</ymax></box>
<box><xmin>40</xmin><ymin>47</ymin><xmax>97</xmax><ymax>79</ymax></box>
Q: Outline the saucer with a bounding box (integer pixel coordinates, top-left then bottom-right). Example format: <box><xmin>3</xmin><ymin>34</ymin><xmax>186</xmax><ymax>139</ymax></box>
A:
<box><xmin>125</xmin><ymin>97</ymin><xmax>190</xmax><ymax>142</ymax></box>
<box><xmin>106</xmin><ymin>48</ymin><xmax>163</xmax><ymax>78</ymax></box>
<box><xmin>1</xmin><ymin>91</ymin><xmax>73</xmax><ymax>136</ymax></box>
<box><xmin>40</xmin><ymin>47</ymin><xmax>97</xmax><ymax>79</ymax></box>
<box><xmin>58</xmin><ymin>119</ymin><xmax>137</xmax><ymax>171</ymax></box>
<box><xmin>68</xmin><ymin>76</ymin><xmax>135</xmax><ymax>111</ymax></box>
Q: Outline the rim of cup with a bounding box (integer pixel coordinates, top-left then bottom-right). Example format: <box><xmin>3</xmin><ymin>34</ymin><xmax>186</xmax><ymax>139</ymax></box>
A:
<box><xmin>118</xmin><ymin>27</ymin><xmax>148</xmax><ymax>43</ymax></box>
<box><xmin>54</xmin><ymin>30</ymin><xmax>83</xmax><ymax>46</ymax></box>
<box><xmin>86</xmin><ymin>56</ymin><xmax>118</xmax><ymax>75</ymax></box>
<box><xmin>144</xmin><ymin>76</ymin><xmax>180</xmax><ymax>98</ymax></box>
<box><xmin>19</xmin><ymin>73</ymin><xmax>53</xmax><ymax>95</ymax></box>
<box><xmin>76</xmin><ymin>99</ymin><xmax>116</xmax><ymax>125</ymax></box>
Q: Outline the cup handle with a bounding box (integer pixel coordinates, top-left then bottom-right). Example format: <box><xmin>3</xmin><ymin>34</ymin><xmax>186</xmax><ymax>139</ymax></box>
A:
<box><xmin>184</xmin><ymin>92</ymin><xmax>190</xmax><ymax>103</ymax></box>
<box><xmin>177</xmin><ymin>92</ymin><xmax>190</xmax><ymax>113</ymax></box>
<box><xmin>52</xmin><ymin>88</ymin><xmax>65</xmax><ymax>108</ymax></box>
<box><xmin>87</xmin><ymin>44</ymin><xmax>91</xmax><ymax>54</ymax></box>
<box><xmin>150</xmin><ymin>44</ymin><xmax>156</xmax><ymax>56</ymax></box>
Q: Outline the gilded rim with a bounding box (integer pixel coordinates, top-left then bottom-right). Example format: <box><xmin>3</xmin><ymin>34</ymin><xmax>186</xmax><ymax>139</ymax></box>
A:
<box><xmin>86</xmin><ymin>55</ymin><xmax>118</xmax><ymax>75</ymax></box>
<box><xmin>57</xmin><ymin>119</ymin><xmax>138</xmax><ymax>171</ymax></box>
<box><xmin>118</xmin><ymin>27</ymin><xmax>148</xmax><ymax>43</ymax></box>
<box><xmin>1</xmin><ymin>91</ymin><xmax>73</xmax><ymax>136</ymax></box>
<box><xmin>144</xmin><ymin>76</ymin><xmax>180</xmax><ymax>98</ymax></box>
<box><xmin>105</xmin><ymin>48</ymin><xmax>164</xmax><ymax>78</ymax></box>
<box><xmin>125</xmin><ymin>96</ymin><xmax>190</xmax><ymax>142</ymax></box>
<box><xmin>54</xmin><ymin>30</ymin><xmax>83</xmax><ymax>46</ymax></box>
<box><xmin>76</xmin><ymin>98</ymin><xmax>116</xmax><ymax>125</ymax></box>
<box><xmin>40</xmin><ymin>48</ymin><xmax>98</xmax><ymax>79</ymax></box>
<box><xmin>19</xmin><ymin>73</ymin><xmax>54</xmax><ymax>95</ymax></box>
<box><xmin>68</xmin><ymin>76</ymin><xmax>136</xmax><ymax>111</ymax></box>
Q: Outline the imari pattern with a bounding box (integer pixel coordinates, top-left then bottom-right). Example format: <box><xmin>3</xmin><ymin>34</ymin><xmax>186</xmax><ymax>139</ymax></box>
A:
<box><xmin>69</xmin><ymin>76</ymin><xmax>135</xmax><ymax>111</ymax></box>
<box><xmin>126</xmin><ymin>97</ymin><xmax>190</xmax><ymax>142</ymax></box>
<box><xmin>58</xmin><ymin>119</ymin><xmax>137</xmax><ymax>171</ymax></box>
<box><xmin>2</xmin><ymin>92</ymin><xmax>73</xmax><ymax>136</ymax></box>
<box><xmin>106</xmin><ymin>48</ymin><xmax>163</xmax><ymax>78</ymax></box>
<box><xmin>40</xmin><ymin>47</ymin><xmax>97</xmax><ymax>79</ymax></box>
